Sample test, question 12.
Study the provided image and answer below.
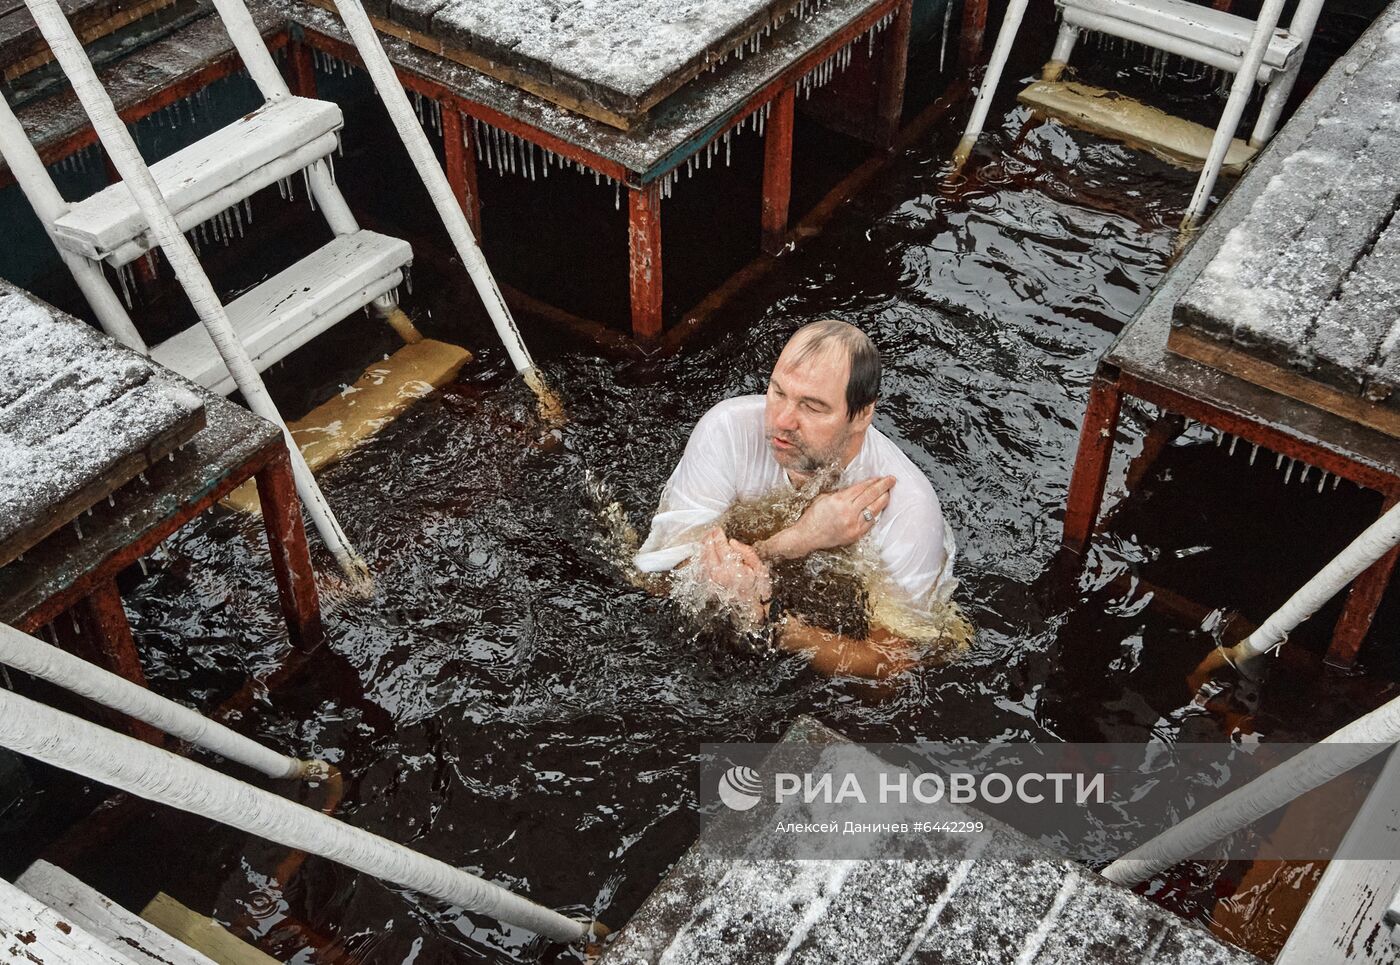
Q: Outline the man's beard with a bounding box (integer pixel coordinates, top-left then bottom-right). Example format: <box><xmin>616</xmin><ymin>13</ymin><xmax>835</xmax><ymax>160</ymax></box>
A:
<box><xmin>769</xmin><ymin>431</ymin><xmax>846</xmax><ymax>475</ymax></box>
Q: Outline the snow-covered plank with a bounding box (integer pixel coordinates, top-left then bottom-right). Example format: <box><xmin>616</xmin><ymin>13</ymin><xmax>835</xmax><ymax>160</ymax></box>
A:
<box><xmin>0</xmin><ymin>876</ymin><xmax>142</xmax><ymax>965</ymax></box>
<box><xmin>1172</xmin><ymin>15</ymin><xmax>1400</xmax><ymax>393</ymax></box>
<box><xmin>16</xmin><ymin>862</ymin><xmax>217</xmax><ymax>965</ymax></box>
<box><xmin>51</xmin><ymin>96</ymin><xmax>342</xmax><ymax>261</ymax></box>
<box><xmin>0</xmin><ymin>285</ymin><xmax>205</xmax><ymax>566</ymax></box>
<box><xmin>1059</xmin><ymin>0</ymin><xmax>1301</xmax><ymax>78</ymax></box>
<box><xmin>1275</xmin><ymin>748</ymin><xmax>1400</xmax><ymax>965</ymax></box>
<box><xmin>600</xmin><ymin>718</ymin><xmax>1259</xmax><ymax>965</ymax></box>
<box><xmin>150</xmin><ymin>229</ymin><xmax>410</xmax><ymax>394</ymax></box>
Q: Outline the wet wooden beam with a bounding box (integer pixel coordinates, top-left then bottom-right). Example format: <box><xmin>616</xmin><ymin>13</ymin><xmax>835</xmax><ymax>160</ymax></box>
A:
<box><xmin>74</xmin><ymin>580</ymin><xmax>164</xmax><ymax>746</ymax></box>
<box><xmin>254</xmin><ymin>448</ymin><xmax>324</xmax><ymax>654</ymax></box>
<box><xmin>760</xmin><ymin>86</ymin><xmax>795</xmax><ymax>255</ymax></box>
<box><xmin>441</xmin><ymin>106</ymin><xmax>481</xmax><ymax>239</ymax></box>
<box><xmin>628</xmin><ymin>181</ymin><xmax>664</xmax><ymax>341</ymax></box>
<box><xmin>285</xmin><ymin>37</ymin><xmax>317</xmax><ymax>98</ymax></box>
<box><xmin>1062</xmin><ymin>368</ymin><xmax>1123</xmax><ymax>554</ymax></box>
<box><xmin>874</xmin><ymin>0</ymin><xmax>913</xmax><ymax>148</ymax></box>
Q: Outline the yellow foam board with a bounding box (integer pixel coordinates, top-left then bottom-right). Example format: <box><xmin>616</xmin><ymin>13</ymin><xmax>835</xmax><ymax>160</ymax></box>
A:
<box><xmin>1018</xmin><ymin>80</ymin><xmax>1257</xmax><ymax>175</ymax></box>
<box><xmin>224</xmin><ymin>338</ymin><xmax>472</xmax><ymax>514</ymax></box>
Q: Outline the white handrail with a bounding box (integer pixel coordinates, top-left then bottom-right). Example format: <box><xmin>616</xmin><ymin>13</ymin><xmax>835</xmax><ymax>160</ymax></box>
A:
<box><xmin>0</xmin><ymin>622</ymin><xmax>315</xmax><ymax>780</ymax></box>
<box><xmin>23</xmin><ymin>0</ymin><xmax>371</xmax><ymax>588</ymax></box>
<box><xmin>1181</xmin><ymin>0</ymin><xmax>1288</xmax><ymax>230</ymax></box>
<box><xmin>0</xmin><ymin>92</ymin><xmax>147</xmax><ymax>352</ymax></box>
<box><xmin>326</xmin><ymin>0</ymin><xmax>562</xmax><ymax>420</ymax></box>
<box><xmin>951</xmin><ymin>0</ymin><xmax>1029</xmax><ymax>169</ymax></box>
<box><xmin>1102</xmin><ymin>691</ymin><xmax>1400</xmax><ymax>885</ymax></box>
<box><xmin>1222</xmin><ymin>498</ymin><xmax>1400</xmax><ymax>668</ymax></box>
<box><xmin>0</xmin><ymin>685</ymin><xmax>596</xmax><ymax>943</ymax></box>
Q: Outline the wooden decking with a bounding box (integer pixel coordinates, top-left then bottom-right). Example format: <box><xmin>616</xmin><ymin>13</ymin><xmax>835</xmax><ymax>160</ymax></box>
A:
<box><xmin>601</xmin><ymin>718</ymin><xmax>1259</xmax><ymax>965</ymax></box>
<box><xmin>0</xmin><ymin>285</ymin><xmax>204</xmax><ymax>567</ymax></box>
<box><xmin>1171</xmin><ymin>5</ymin><xmax>1400</xmax><ymax>420</ymax></box>
<box><xmin>0</xmin><ymin>0</ymin><xmax>177</xmax><ymax>81</ymax></box>
<box><xmin>1062</xmin><ymin>0</ymin><xmax>1400</xmax><ymax>671</ymax></box>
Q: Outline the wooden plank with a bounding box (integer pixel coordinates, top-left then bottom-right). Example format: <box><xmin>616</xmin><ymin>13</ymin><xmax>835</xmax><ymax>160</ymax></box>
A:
<box><xmin>0</xmin><ymin>289</ymin><xmax>206</xmax><ymax>567</ymax></box>
<box><xmin>140</xmin><ymin>894</ymin><xmax>279</xmax><ymax>965</ymax></box>
<box><xmin>150</xmin><ymin>230</ymin><xmax>410</xmax><ymax>394</ymax></box>
<box><xmin>1057</xmin><ymin>0</ymin><xmax>1302</xmax><ymax>71</ymax></box>
<box><xmin>16</xmin><ymin>861</ymin><xmax>217</xmax><ymax>965</ymax></box>
<box><xmin>760</xmin><ymin>86</ymin><xmax>795</xmax><ymax>255</ymax></box>
<box><xmin>1</xmin><ymin>0</ymin><xmax>177</xmax><ymax>81</ymax></box>
<box><xmin>1168</xmin><ymin>326</ymin><xmax>1400</xmax><ymax>440</ymax></box>
<box><xmin>628</xmin><ymin>182</ymin><xmax>664</xmax><ymax>341</ymax></box>
<box><xmin>1276</xmin><ymin>748</ymin><xmax>1400</xmax><ymax>964</ymax></box>
<box><xmin>221</xmin><ymin>339</ymin><xmax>471</xmax><ymax>513</ymax></box>
<box><xmin>0</xmin><ymin>877</ymin><xmax>142</xmax><ymax>964</ymax></box>
<box><xmin>1018</xmin><ymin>80</ymin><xmax>1256</xmax><ymax>174</ymax></box>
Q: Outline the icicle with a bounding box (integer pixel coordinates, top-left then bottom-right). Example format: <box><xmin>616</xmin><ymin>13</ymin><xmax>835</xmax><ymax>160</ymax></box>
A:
<box><xmin>1317</xmin><ymin>472</ymin><xmax>1328</xmax><ymax>494</ymax></box>
<box><xmin>72</xmin><ymin>517</ymin><xmax>83</xmax><ymax>540</ymax></box>
<box><xmin>138</xmin><ymin>558</ymin><xmax>149</xmax><ymax>577</ymax></box>
<box><xmin>1249</xmin><ymin>443</ymin><xmax>1259</xmax><ymax>465</ymax></box>
<box><xmin>114</xmin><ymin>265</ymin><xmax>133</xmax><ymax>308</ymax></box>
<box><xmin>143</xmin><ymin>251</ymin><xmax>157</xmax><ymax>277</ymax></box>
<box><xmin>1275</xmin><ymin>452</ymin><xmax>1284</xmax><ymax>468</ymax></box>
<box><xmin>615</xmin><ymin>180</ymin><xmax>621</xmax><ymax>210</ymax></box>
<box><xmin>1333</xmin><ymin>474</ymin><xmax>1341</xmax><ymax>490</ymax></box>
<box><xmin>277</xmin><ymin>177</ymin><xmax>287</xmax><ymax>200</ymax></box>
<box><xmin>1284</xmin><ymin>459</ymin><xmax>1296</xmax><ymax>484</ymax></box>
<box><xmin>1228</xmin><ymin>436</ymin><xmax>1238</xmax><ymax>456</ymax></box>
<box><xmin>303</xmin><ymin>169</ymin><xmax>316</xmax><ymax>211</ymax></box>
<box><xmin>404</xmin><ymin>265</ymin><xmax>413</xmax><ymax>295</ymax></box>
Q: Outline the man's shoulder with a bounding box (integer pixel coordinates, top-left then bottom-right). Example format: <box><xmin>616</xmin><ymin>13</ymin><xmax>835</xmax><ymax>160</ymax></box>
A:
<box><xmin>867</xmin><ymin>427</ymin><xmax>940</xmax><ymax>509</ymax></box>
<box><xmin>695</xmin><ymin>394</ymin><xmax>766</xmax><ymax>434</ymax></box>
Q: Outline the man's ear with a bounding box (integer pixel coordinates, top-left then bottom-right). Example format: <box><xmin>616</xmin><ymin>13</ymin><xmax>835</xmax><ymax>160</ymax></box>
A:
<box><xmin>851</xmin><ymin>402</ymin><xmax>875</xmax><ymax>430</ymax></box>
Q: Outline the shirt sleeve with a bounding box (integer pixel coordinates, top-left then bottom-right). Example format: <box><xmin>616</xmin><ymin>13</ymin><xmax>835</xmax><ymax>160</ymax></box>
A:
<box><xmin>634</xmin><ymin>405</ymin><xmax>742</xmax><ymax>572</ymax></box>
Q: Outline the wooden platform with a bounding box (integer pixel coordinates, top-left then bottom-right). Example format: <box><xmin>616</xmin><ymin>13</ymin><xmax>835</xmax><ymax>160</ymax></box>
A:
<box><xmin>1062</xmin><ymin>0</ymin><xmax>1400</xmax><ymax>671</ymax></box>
<box><xmin>1172</xmin><ymin>8</ymin><xmax>1400</xmax><ymax>404</ymax></box>
<box><xmin>1018</xmin><ymin>80</ymin><xmax>1255</xmax><ymax>174</ymax></box>
<box><xmin>0</xmin><ymin>286</ymin><xmax>205</xmax><ymax>567</ymax></box>
<box><xmin>318</xmin><ymin>0</ymin><xmax>828</xmax><ymax>129</ymax></box>
<box><xmin>0</xmin><ymin>0</ymin><xmax>177</xmax><ymax>81</ymax></box>
<box><xmin>601</xmin><ymin>717</ymin><xmax>1259</xmax><ymax>965</ymax></box>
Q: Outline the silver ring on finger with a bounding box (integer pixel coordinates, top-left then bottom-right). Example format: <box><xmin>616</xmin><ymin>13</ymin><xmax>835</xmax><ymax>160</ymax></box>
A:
<box><xmin>862</xmin><ymin>509</ymin><xmax>875</xmax><ymax>523</ymax></box>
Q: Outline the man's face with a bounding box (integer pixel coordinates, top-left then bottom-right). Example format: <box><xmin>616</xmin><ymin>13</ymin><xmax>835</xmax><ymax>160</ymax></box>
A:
<box><xmin>763</xmin><ymin>341</ymin><xmax>870</xmax><ymax>475</ymax></box>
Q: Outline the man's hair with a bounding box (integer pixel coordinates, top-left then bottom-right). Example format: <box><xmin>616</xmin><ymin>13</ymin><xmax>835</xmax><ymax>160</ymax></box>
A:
<box><xmin>787</xmin><ymin>319</ymin><xmax>881</xmax><ymax>419</ymax></box>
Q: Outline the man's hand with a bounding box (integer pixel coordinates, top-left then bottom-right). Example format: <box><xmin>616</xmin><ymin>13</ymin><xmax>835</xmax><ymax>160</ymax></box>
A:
<box><xmin>695</xmin><ymin>528</ymin><xmax>772</xmax><ymax>626</ymax></box>
<box><xmin>758</xmin><ymin>476</ymin><xmax>896</xmax><ymax>560</ymax></box>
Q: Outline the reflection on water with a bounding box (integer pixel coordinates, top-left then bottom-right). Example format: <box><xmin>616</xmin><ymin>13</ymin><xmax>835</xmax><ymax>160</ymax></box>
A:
<box><xmin>45</xmin><ymin>60</ymin><xmax>1400</xmax><ymax>965</ymax></box>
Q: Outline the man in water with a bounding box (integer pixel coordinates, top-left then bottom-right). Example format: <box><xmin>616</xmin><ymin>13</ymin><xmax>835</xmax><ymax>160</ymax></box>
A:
<box><xmin>635</xmin><ymin>319</ymin><xmax>956</xmax><ymax>677</ymax></box>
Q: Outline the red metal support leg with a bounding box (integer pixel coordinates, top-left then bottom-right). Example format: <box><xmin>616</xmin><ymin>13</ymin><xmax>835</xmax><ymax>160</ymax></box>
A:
<box><xmin>761</xmin><ymin>88</ymin><xmax>797</xmax><ymax>256</ymax></box>
<box><xmin>74</xmin><ymin>581</ymin><xmax>163</xmax><ymax>745</ymax></box>
<box><xmin>255</xmin><ymin>447</ymin><xmax>325</xmax><ymax>652</ymax></box>
<box><xmin>286</xmin><ymin>38</ymin><xmax>317</xmax><ymax>98</ymax></box>
<box><xmin>628</xmin><ymin>181</ymin><xmax>664</xmax><ymax>342</ymax></box>
<box><xmin>875</xmin><ymin>0</ymin><xmax>915</xmax><ymax>148</ymax></box>
<box><xmin>1325</xmin><ymin>492</ymin><xmax>1400</xmax><ymax>671</ymax></box>
<box><xmin>442</xmin><ymin>107</ymin><xmax>483</xmax><ymax>241</ymax></box>
<box><xmin>1063</xmin><ymin>368</ymin><xmax>1124</xmax><ymax>554</ymax></box>
<box><xmin>958</xmin><ymin>0</ymin><xmax>990</xmax><ymax>71</ymax></box>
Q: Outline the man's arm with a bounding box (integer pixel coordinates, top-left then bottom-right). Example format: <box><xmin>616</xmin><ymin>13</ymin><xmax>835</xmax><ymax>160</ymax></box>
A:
<box><xmin>635</xmin><ymin>406</ymin><xmax>742</xmax><ymax>572</ymax></box>
<box><xmin>754</xmin><ymin>476</ymin><xmax>896</xmax><ymax>561</ymax></box>
<box><xmin>772</xmin><ymin>618</ymin><xmax>915</xmax><ymax>679</ymax></box>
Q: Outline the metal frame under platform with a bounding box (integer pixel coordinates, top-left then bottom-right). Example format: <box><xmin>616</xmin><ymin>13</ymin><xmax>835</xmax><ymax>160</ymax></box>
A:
<box><xmin>1061</xmin><ymin>2</ymin><xmax>1400</xmax><ymax>672</ymax></box>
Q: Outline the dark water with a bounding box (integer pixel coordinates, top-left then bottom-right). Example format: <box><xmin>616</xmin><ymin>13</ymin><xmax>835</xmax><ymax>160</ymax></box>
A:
<box><xmin>13</xmin><ymin>16</ymin><xmax>1400</xmax><ymax>964</ymax></box>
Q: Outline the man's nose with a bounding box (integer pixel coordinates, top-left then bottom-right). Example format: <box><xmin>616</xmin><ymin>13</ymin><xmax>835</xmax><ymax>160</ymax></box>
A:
<box><xmin>773</xmin><ymin>399</ymin><xmax>799</xmax><ymax>432</ymax></box>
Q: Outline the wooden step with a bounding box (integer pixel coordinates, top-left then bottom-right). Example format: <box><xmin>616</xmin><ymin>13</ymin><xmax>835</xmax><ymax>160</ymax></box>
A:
<box><xmin>150</xmin><ymin>229</ymin><xmax>412</xmax><ymax>395</ymax></box>
<box><xmin>221</xmin><ymin>338</ymin><xmax>472</xmax><ymax>513</ymax></box>
<box><xmin>1</xmin><ymin>875</ymin><xmax>142</xmax><ymax>964</ymax></box>
<box><xmin>140</xmin><ymin>893</ymin><xmax>280</xmax><ymax>965</ymax></box>
<box><xmin>1018</xmin><ymin>80</ymin><xmax>1257</xmax><ymax>174</ymax></box>
<box><xmin>1057</xmin><ymin>0</ymin><xmax>1302</xmax><ymax>80</ymax></box>
<box><xmin>51</xmin><ymin>96</ymin><xmax>342</xmax><ymax>265</ymax></box>
<box><xmin>16</xmin><ymin>861</ymin><xmax>217</xmax><ymax>965</ymax></box>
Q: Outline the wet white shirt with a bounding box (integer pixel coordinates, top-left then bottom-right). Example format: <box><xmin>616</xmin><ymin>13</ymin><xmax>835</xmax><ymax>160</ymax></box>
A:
<box><xmin>635</xmin><ymin>395</ymin><xmax>956</xmax><ymax>606</ymax></box>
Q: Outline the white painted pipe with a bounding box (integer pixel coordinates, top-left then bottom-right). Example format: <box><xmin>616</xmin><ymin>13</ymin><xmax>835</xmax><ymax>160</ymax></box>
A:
<box><xmin>952</xmin><ymin>0</ymin><xmax>1029</xmax><ymax>169</ymax></box>
<box><xmin>0</xmin><ymin>622</ymin><xmax>311</xmax><ymax>779</ymax></box>
<box><xmin>0</xmin><ymin>686</ymin><xmax>594</xmax><ymax>943</ymax></box>
<box><xmin>1181</xmin><ymin>0</ymin><xmax>1289</xmax><ymax>230</ymax></box>
<box><xmin>1227</xmin><ymin>498</ymin><xmax>1400</xmax><ymax>665</ymax></box>
<box><xmin>1102</xmin><ymin>690</ymin><xmax>1400</xmax><ymax>885</ymax></box>
<box><xmin>1250</xmin><ymin>0</ymin><xmax>1327</xmax><ymax>147</ymax></box>
<box><xmin>24</xmin><ymin>0</ymin><xmax>371</xmax><ymax>588</ymax></box>
<box><xmin>327</xmin><ymin>0</ymin><xmax>537</xmax><ymax>376</ymax></box>
<box><xmin>0</xmin><ymin>91</ymin><xmax>147</xmax><ymax>352</ymax></box>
